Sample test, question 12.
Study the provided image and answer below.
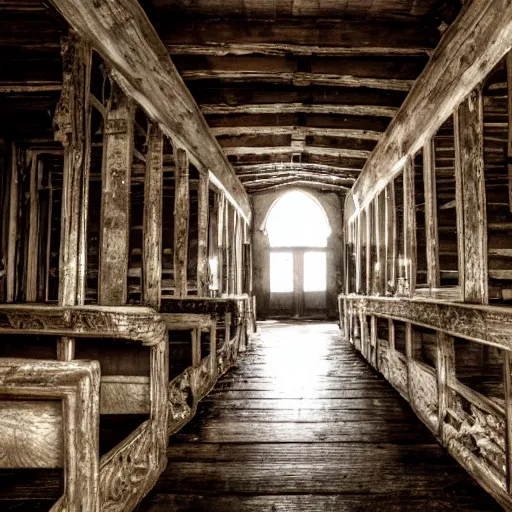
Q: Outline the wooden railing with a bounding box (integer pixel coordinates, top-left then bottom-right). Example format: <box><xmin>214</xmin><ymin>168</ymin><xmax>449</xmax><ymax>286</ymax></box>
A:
<box><xmin>340</xmin><ymin>295</ymin><xmax>512</xmax><ymax>509</ymax></box>
<box><xmin>0</xmin><ymin>299</ymin><xmax>251</xmax><ymax>510</ymax></box>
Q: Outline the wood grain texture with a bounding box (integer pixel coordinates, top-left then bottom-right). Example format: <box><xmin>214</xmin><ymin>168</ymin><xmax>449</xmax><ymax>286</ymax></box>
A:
<box><xmin>161</xmin><ymin>18</ymin><xmax>438</xmax><ymax>56</ymax></box>
<box><xmin>0</xmin><ymin>401</ymin><xmax>63</xmax><ymax>468</ymax></box>
<box><xmin>143</xmin><ymin>123</ymin><xmax>164</xmax><ymax>309</ymax></box>
<box><xmin>454</xmin><ymin>89</ymin><xmax>488</xmax><ymax>304</ymax></box>
<box><xmin>197</xmin><ymin>171</ymin><xmax>209</xmax><ymax>296</ymax></box>
<box><xmin>0</xmin><ymin>358</ymin><xmax>101</xmax><ymax>511</ymax></box>
<box><xmin>174</xmin><ymin>147</ymin><xmax>189</xmax><ymax>298</ymax></box>
<box><xmin>99</xmin><ymin>82</ymin><xmax>134</xmax><ymax>306</ymax></box>
<box><xmin>344</xmin><ymin>296</ymin><xmax>512</xmax><ymax>353</ymax></box>
<box><xmin>138</xmin><ymin>322</ymin><xmax>498</xmax><ymax>512</ymax></box>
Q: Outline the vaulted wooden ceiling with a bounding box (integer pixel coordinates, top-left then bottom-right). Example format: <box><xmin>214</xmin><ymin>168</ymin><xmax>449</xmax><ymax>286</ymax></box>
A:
<box><xmin>142</xmin><ymin>0</ymin><xmax>462</xmax><ymax>194</ymax></box>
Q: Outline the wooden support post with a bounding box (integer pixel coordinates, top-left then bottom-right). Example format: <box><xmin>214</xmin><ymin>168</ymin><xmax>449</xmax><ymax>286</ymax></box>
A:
<box><xmin>210</xmin><ymin>322</ymin><xmax>217</xmax><ymax>378</ymax></box>
<box><xmin>385</xmin><ymin>182</ymin><xmax>396</xmax><ymax>295</ymax></box>
<box><xmin>403</xmin><ymin>156</ymin><xmax>416</xmax><ymax>297</ymax></box>
<box><xmin>405</xmin><ymin>321</ymin><xmax>413</xmax><ymax>398</ymax></box>
<box><xmin>229</xmin><ymin>208</ymin><xmax>237</xmax><ymax>295</ymax></box>
<box><xmin>143</xmin><ymin>123</ymin><xmax>163</xmax><ymax>309</ymax></box>
<box><xmin>224</xmin><ymin>312</ymin><xmax>232</xmax><ymax>344</ymax></box>
<box><xmin>503</xmin><ymin>350</ymin><xmax>512</xmax><ymax>493</ymax></box>
<box><xmin>437</xmin><ymin>332</ymin><xmax>455</xmax><ymax>442</ymax></box>
<box><xmin>423</xmin><ymin>138</ymin><xmax>440</xmax><ymax>289</ymax></box>
<box><xmin>98</xmin><ymin>81</ymin><xmax>134</xmax><ymax>306</ymax></box>
<box><xmin>217</xmin><ymin>194</ymin><xmax>225</xmax><ymax>296</ymax></box>
<box><xmin>191</xmin><ymin>328</ymin><xmax>201</xmax><ymax>367</ymax></box>
<box><xmin>174</xmin><ymin>147</ymin><xmax>189</xmax><ymax>298</ymax></box>
<box><xmin>355</xmin><ymin>213</ymin><xmax>362</xmax><ymax>295</ymax></box>
<box><xmin>26</xmin><ymin>155</ymin><xmax>39</xmax><ymax>302</ymax></box>
<box><xmin>454</xmin><ymin>88</ymin><xmax>488</xmax><ymax>304</ymax></box>
<box><xmin>197</xmin><ymin>171</ymin><xmax>209</xmax><ymax>296</ymax></box>
<box><xmin>365</xmin><ymin>204</ymin><xmax>372</xmax><ymax>295</ymax></box>
<box><xmin>53</xmin><ymin>34</ymin><xmax>92</xmax><ymax>360</ymax></box>
<box><xmin>224</xmin><ymin>201</ymin><xmax>231</xmax><ymax>294</ymax></box>
<box><xmin>370</xmin><ymin>315</ymin><xmax>378</xmax><ymax>369</ymax></box>
<box><xmin>375</xmin><ymin>193</ymin><xmax>386</xmax><ymax>295</ymax></box>
<box><xmin>6</xmin><ymin>143</ymin><xmax>18</xmax><ymax>303</ymax></box>
<box><xmin>507</xmin><ymin>52</ymin><xmax>512</xmax><ymax>213</ymax></box>
<box><xmin>236</xmin><ymin>215</ymin><xmax>243</xmax><ymax>295</ymax></box>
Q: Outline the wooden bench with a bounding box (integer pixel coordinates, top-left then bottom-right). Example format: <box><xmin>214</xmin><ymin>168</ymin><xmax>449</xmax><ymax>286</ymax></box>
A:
<box><xmin>0</xmin><ymin>304</ymin><xmax>168</xmax><ymax>512</ymax></box>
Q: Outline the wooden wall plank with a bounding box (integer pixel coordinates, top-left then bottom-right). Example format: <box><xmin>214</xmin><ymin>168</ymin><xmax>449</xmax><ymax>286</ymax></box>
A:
<box><xmin>454</xmin><ymin>88</ymin><xmax>488</xmax><ymax>304</ymax></box>
<box><xmin>6</xmin><ymin>143</ymin><xmax>18</xmax><ymax>303</ymax></box>
<box><xmin>385</xmin><ymin>182</ymin><xmax>396</xmax><ymax>296</ymax></box>
<box><xmin>143</xmin><ymin>123</ymin><xmax>164</xmax><ymax>308</ymax></box>
<box><xmin>98</xmin><ymin>82</ymin><xmax>134</xmax><ymax>306</ymax></box>
<box><xmin>26</xmin><ymin>156</ymin><xmax>39</xmax><ymax>302</ymax></box>
<box><xmin>403</xmin><ymin>157</ymin><xmax>416</xmax><ymax>297</ymax></box>
<box><xmin>217</xmin><ymin>194</ymin><xmax>225</xmax><ymax>296</ymax></box>
<box><xmin>197</xmin><ymin>171</ymin><xmax>209</xmax><ymax>296</ymax></box>
<box><xmin>507</xmin><ymin>52</ymin><xmax>512</xmax><ymax>213</ymax></box>
<box><xmin>423</xmin><ymin>138</ymin><xmax>440</xmax><ymax>289</ymax></box>
<box><xmin>174</xmin><ymin>147</ymin><xmax>189</xmax><ymax>298</ymax></box>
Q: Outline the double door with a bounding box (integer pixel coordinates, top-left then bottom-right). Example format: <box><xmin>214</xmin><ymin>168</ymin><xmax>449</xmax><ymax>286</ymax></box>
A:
<box><xmin>269</xmin><ymin>248</ymin><xmax>327</xmax><ymax>318</ymax></box>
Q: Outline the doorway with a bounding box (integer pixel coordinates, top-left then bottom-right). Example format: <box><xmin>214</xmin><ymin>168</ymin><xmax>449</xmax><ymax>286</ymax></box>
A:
<box><xmin>266</xmin><ymin>191</ymin><xmax>331</xmax><ymax>318</ymax></box>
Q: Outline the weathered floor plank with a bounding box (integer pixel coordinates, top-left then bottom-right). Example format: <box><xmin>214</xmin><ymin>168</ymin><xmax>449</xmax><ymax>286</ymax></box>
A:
<box><xmin>139</xmin><ymin>321</ymin><xmax>502</xmax><ymax>511</ymax></box>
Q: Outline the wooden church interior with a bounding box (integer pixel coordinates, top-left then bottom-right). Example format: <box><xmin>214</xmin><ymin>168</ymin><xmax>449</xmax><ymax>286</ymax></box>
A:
<box><xmin>2</xmin><ymin>0</ymin><xmax>512</xmax><ymax>510</ymax></box>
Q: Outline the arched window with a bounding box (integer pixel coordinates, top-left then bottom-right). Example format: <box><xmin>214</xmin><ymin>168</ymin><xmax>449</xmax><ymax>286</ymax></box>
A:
<box><xmin>266</xmin><ymin>191</ymin><xmax>331</xmax><ymax>248</ymax></box>
<box><xmin>264</xmin><ymin>191</ymin><xmax>331</xmax><ymax>309</ymax></box>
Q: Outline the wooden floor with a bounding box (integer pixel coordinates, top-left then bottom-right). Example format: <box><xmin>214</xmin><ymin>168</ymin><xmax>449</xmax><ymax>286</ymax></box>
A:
<box><xmin>138</xmin><ymin>321</ymin><xmax>502</xmax><ymax>512</ymax></box>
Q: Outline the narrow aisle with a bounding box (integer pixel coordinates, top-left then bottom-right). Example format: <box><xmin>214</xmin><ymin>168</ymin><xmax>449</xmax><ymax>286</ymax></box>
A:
<box><xmin>138</xmin><ymin>322</ymin><xmax>501</xmax><ymax>511</ymax></box>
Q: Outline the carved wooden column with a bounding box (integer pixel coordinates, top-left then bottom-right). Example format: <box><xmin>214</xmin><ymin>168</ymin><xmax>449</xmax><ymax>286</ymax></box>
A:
<box><xmin>143</xmin><ymin>123</ymin><xmax>163</xmax><ymax>309</ymax></box>
<box><xmin>454</xmin><ymin>87</ymin><xmax>488</xmax><ymax>304</ymax></box>
<box><xmin>53</xmin><ymin>32</ymin><xmax>91</xmax><ymax>360</ymax></box>
<box><xmin>98</xmin><ymin>81</ymin><xmax>134</xmax><ymax>306</ymax></box>
<box><xmin>197</xmin><ymin>171</ymin><xmax>209</xmax><ymax>296</ymax></box>
<box><xmin>174</xmin><ymin>147</ymin><xmax>189</xmax><ymax>298</ymax></box>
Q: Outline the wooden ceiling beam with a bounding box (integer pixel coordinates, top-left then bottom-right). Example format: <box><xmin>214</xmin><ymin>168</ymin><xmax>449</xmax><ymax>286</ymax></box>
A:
<box><xmin>242</xmin><ymin>173</ymin><xmax>351</xmax><ymax>187</ymax></box>
<box><xmin>350</xmin><ymin>0</ymin><xmax>512</xmax><ymax>214</ymax></box>
<box><xmin>233</xmin><ymin>162</ymin><xmax>362</xmax><ymax>176</ymax></box>
<box><xmin>237</xmin><ymin>170</ymin><xmax>356</xmax><ymax>183</ymax></box>
<box><xmin>249</xmin><ymin>179</ymin><xmax>349</xmax><ymax>194</ymax></box>
<box><xmin>188</xmin><ymin>84</ymin><xmax>407</xmax><ymax>109</ymax></box>
<box><xmin>207</xmin><ymin>113</ymin><xmax>391</xmax><ymax>132</ymax></box>
<box><xmin>182</xmin><ymin>71</ymin><xmax>413</xmax><ymax>92</ymax></box>
<box><xmin>173</xmin><ymin>55</ymin><xmax>427</xmax><ymax>81</ymax></box>
<box><xmin>49</xmin><ymin>0</ymin><xmax>251</xmax><ymax>221</ymax></box>
<box><xmin>211</xmin><ymin>126</ymin><xmax>383</xmax><ymax>140</ymax></box>
<box><xmin>217</xmin><ymin>133</ymin><xmax>377</xmax><ymax>152</ymax></box>
<box><xmin>228</xmin><ymin>152</ymin><xmax>366</xmax><ymax>169</ymax></box>
<box><xmin>201</xmin><ymin>103</ymin><xmax>398</xmax><ymax>117</ymax></box>
<box><xmin>160</xmin><ymin>18</ymin><xmax>439</xmax><ymax>57</ymax></box>
<box><xmin>223</xmin><ymin>145</ymin><xmax>371</xmax><ymax>159</ymax></box>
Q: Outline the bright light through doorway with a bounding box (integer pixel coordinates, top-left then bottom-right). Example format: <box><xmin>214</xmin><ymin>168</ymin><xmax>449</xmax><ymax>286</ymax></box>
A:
<box><xmin>270</xmin><ymin>252</ymin><xmax>293</xmax><ymax>292</ymax></box>
<box><xmin>266</xmin><ymin>191</ymin><xmax>331</xmax><ymax>248</ymax></box>
<box><xmin>304</xmin><ymin>252</ymin><xmax>326</xmax><ymax>292</ymax></box>
<box><xmin>266</xmin><ymin>191</ymin><xmax>330</xmax><ymax>294</ymax></box>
